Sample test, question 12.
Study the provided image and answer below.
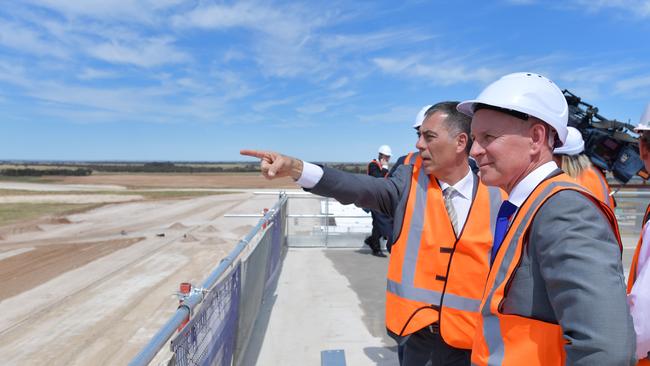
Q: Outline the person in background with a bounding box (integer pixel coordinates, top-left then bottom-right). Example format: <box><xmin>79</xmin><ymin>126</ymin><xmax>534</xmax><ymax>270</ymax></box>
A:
<box><xmin>628</xmin><ymin>102</ymin><xmax>650</xmax><ymax>365</ymax></box>
<box><xmin>553</xmin><ymin>126</ymin><xmax>615</xmax><ymax>210</ymax></box>
<box><xmin>241</xmin><ymin>101</ymin><xmax>503</xmax><ymax>366</ymax></box>
<box><xmin>389</xmin><ymin>105</ymin><xmax>432</xmax><ymax>177</ymax></box>
<box><xmin>458</xmin><ymin>72</ymin><xmax>635</xmax><ymax>366</ymax></box>
<box><xmin>364</xmin><ymin>145</ymin><xmax>393</xmax><ymax>257</ymax></box>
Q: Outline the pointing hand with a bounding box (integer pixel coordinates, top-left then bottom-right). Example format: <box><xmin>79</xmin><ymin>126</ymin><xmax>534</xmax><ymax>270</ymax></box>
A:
<box><xmin>240</xmin><ymin>149</ymin><xmax>304</xmax><ymax>180</ymax></box>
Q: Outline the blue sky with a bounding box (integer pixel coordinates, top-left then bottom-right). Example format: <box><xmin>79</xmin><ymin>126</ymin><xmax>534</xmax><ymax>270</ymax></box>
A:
<box><xmin>2</xmin><ymin>0</ymin><xmax>650</xmax><ymax>162</ymax></box>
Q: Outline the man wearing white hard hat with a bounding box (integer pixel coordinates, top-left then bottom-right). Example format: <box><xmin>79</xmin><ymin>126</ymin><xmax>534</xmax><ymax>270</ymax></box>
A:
<box><xmin>553</xmin><ymin>126</ymin><xmax>615</xmax><ymax>210</ymax></box>
<box><xmin>364</xmin><ymin>144</ymin><xmax>393</xmax><ymax>257</ymax></box>
<box><xmin>628</xmin><ymin>102</ymin><xmax>650</xmax><ymax>366</ymax></box>
<box><xmin>457</xmin><ymin>72</ymin><xmax>634</xmax><ymax>365</ymax></box>
<box><xmin>242</xmin><ymin>101</ymin><xmax>504</xmax><ymax>366</ymax></box>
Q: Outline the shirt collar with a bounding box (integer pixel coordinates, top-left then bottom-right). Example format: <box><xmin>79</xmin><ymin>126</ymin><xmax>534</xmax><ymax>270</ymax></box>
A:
<box><xmin>438</xmin><ymin>167</ymin><xmax>474</xmax><ymax>200</ymax></box>
<box><xmin>508</xmin><ymin>161</ymin><xmax>559</xmax><ymax>207</ymax></box>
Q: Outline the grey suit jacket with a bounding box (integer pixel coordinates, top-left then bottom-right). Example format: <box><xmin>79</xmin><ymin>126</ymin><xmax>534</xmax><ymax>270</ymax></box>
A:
<box><xmin>502</xmin><ymin>188</ymin><xmax>636</xmax><ymax>365</ymax></box>
<box><xmin>310</xmin><ymin>164</ymin><xmax>413</xmax><ymax>230</ymax></box>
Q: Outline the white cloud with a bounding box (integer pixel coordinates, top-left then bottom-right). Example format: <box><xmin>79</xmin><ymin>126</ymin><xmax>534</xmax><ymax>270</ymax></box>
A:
<box><xmin>77</xmin><ymin>68</ymin><xmax>118</xmax><ymax>80</ymax></box>
<box><xmin>329</xmin><ymin>77</ymin><xmax>349</xmax><ymax>89</ymax></box>
<box><xmin>319</xmin><ymin>29</ymin><xmax>434</xmax><ymax>54</ymax></box>
<box><xmin>296</xmin><ymin>104</ymin><xmax>327</xmax><ymax>114</ymax></box>
<box><xmin>358</xmin><ymin>105</ymin><xmax>417</xmax><ymax>124</ymax></box>
<box><xmin>88</xmin><ymin>38</ymin><xmax>190</xmax><ymax>68</ymax></box>
<box><xmin>22</xmin><ymin>0</ymin><xmax>183</xmax><ymax>24</ymax></box>
<box><xmin>568</xmin><ymin>0</ymin><xmax>650</xmax><ymax>18</ymax></box>
<box><xmin>252</xmin><ymin>97</ymin><xmax>295</xmax><ymax>111</ymax></box>
<box><xmin>0</xmin><ymin>21</ymin><xmax>68</xmax><ymax>58</ymax></box>
<box><xmin>505</xmin><ymin>0</ymin><xmax>538</xmax><ymax>4</ymax></box>
<box><xmin>615</xmin><ymin>74</ymin><xmax>650</xmax><ymax>93</ymax></box>
<box><xmin>373</xmin><ymin>56</ymin><xmax>500</xmax><ymax>85</ymax></box>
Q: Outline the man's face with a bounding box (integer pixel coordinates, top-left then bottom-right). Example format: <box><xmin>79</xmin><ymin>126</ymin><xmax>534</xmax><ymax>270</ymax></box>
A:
<box><xmin>470</xmin><ymin>109</ymin><xmax>534</xmax><ymax>191</ymax></box>
<box><xmin>415</xmin><ymin>111</ymin><xmax>464</xmax><ymax>176</ymax></box>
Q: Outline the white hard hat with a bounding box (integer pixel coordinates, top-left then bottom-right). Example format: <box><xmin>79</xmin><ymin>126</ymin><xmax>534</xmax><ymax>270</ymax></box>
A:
<box><xmin>413</xmin><ymin>104</ymin><xmax>433</xmax><ymax>128</ymax></box>
<box><xmin>378</xmin><ymin>145</ymin><xmax>392</xmax><ymax>156</ymax></box>
<box><xmin>553</xmin><ymin>127</ymin><xmax>584</xmax><ymax>155</ymax></box>
<box><xmin>457</xmin><ymin>72</ymin><xmax>569</xmax><ymax>145</ymax></box>
<box><xmin>635</xmin><ymin>102</ymin><xmax>650</xmax><ymax>132</ymax></box>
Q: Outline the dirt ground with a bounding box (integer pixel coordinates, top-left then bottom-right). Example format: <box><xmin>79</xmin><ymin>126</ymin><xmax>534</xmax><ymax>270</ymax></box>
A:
<box><xmin>0</xmin><ymin>174</ymin><xmax>293</xmax><ymax>365</ymax></box>
<box><xmin>57</xmin><ymin>172</ymin><xmax>298</xmax><ymax>189</ymax></box>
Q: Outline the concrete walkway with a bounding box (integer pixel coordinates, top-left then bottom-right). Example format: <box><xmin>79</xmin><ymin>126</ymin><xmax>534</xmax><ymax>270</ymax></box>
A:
<box><xmin>245</xmin><ymin>247</ymin><xmax>398</xmax><ymax>366</ymax></box>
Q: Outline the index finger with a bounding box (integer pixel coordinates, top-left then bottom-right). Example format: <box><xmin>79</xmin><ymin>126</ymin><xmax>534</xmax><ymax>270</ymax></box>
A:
<box><xmin>240</xmin><ymin>149</ymin><xmax>267</xmax><ymax>159</ymax></box>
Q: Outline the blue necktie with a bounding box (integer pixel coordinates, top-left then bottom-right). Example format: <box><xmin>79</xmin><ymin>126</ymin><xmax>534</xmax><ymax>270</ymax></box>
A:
<box><xmin>490</xmin><ymin>200</ymin><xmax>518</xmax><ymax>264</ymax></box>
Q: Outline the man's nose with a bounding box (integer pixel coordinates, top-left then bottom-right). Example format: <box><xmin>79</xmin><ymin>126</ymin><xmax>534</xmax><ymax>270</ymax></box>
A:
<box><xmin>415</xmin><ymin>136</ymin><xmax>425</xmax><ymax>150</ymax></box>
<box><xmin>469</xmin><ymin>140</ymin><xmax>482</xmax><ymax>158</ymax></box>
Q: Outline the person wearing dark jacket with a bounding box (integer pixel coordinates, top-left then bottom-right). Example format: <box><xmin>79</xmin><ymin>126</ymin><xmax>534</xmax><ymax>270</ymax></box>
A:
<box><xmin>364</xmin><ymin>145</ymin><xmax>392</xmax><ymax>257</ymax></box>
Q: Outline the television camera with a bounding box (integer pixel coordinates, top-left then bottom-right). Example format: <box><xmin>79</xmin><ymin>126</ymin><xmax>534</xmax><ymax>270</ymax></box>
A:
<box><xmin>563</xmin><ymin>90</ymin><xmax>649</xmax><ymax>184</ymax></box>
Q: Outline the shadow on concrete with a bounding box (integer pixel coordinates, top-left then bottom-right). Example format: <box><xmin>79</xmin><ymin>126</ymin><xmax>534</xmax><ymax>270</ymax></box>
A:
<box><xmin>325</xmin><ymin>248</ymin><xmax>398</xmax><ymax>365</ymax></box>
<box><xmin>364</xmin><ymin>345</ymin><xmax>399</xmax><ymax>365</ymax></box>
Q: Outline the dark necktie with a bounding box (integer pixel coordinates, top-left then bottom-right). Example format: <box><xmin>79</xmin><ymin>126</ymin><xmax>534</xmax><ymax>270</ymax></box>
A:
<box><xmin>490</xmin><ymin>200</ymin><xmax>518</xmax><ymax>264</ymax></box>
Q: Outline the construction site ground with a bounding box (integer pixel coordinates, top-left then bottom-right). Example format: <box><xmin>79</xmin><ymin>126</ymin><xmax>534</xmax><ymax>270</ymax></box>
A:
<box><xmin>0</xmin><ymin>174</ymin><xmax>291</xmax><ymax>366</ymax></box>
<box><xmin>0</xmin><ymin>174</ymin><xmax>644</xmax><ymax>366</ymax></box>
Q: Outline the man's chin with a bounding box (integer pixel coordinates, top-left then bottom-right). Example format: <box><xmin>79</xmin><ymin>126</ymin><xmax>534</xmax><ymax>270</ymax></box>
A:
<box><xmin>478</xmin><ymin>170</ymin><xmax>498</xmax><ymax>186</ymax></box>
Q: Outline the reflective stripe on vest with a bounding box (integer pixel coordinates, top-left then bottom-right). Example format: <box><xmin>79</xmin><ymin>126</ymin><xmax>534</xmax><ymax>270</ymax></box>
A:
<box><xmin>628</xmin><ymin>204</ymin><xmax>650</xmax><ymax>292</ymax></box>
<box><xmin>385</xmin><ymin>154</ymin><xmax>502</xmax><ymax>348</ymax></box>
<box><xmin>473</xmin><ymin>175</ymin><xmax>621</xmax><ymax>366</ymax></box>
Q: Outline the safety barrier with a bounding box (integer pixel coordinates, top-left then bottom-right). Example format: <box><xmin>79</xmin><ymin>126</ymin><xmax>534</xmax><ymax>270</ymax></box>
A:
<box><xmin>129</xmin><ymin>193</ymin><xmax>288</xmax><ymax>366</ymax></box>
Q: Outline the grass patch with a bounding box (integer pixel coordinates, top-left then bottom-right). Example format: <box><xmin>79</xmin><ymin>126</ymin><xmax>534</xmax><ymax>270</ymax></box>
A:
<box><xmin>0</xmin><ymin>176</ymin><xmax>61</xmax><ymax>183</ymax></box>
<box><xmin>0</xmin><ymin>203</ymin><xmax>103</xmax><ymax>226</ymax></box>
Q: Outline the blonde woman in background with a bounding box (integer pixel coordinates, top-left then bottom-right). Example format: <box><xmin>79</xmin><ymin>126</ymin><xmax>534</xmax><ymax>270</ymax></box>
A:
<box><xmin>553</xmin><ymin>126</ymin><xmax>616</xmax><ymax>210</ymax></box>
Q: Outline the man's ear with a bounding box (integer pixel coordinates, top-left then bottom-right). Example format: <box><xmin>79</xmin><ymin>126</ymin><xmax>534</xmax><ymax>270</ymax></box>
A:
<box><xmin>528</xmin><ymin>122</ymin><xmax>548</xmax><ymax>153</ymax></box>
<box><xmin>457</xmin><ymin>132</ymin><xmax>468</xmax><ymax>153</ymax></box>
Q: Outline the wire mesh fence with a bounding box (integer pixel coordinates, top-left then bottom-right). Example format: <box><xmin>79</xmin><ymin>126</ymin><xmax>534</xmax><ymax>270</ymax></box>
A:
<box><xmin>130</xmin><ymin>193</ymin><xmax>287</xmax><ymax>366</ymax></box>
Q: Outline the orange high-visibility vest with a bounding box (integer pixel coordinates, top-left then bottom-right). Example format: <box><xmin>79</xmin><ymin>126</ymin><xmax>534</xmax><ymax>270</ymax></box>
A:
<box><xmin>628</xmin><ymin>204</ymin><xmax>650</xmax><ymax>293</ymax></box>
<box><xmin>577</xmin><ymin>166</ymin><xmax>615</xmax><ymax>210</ymax></box>
<box><xmin>472</xmin><ymin>174</ymin><xmax>621</xmax><ymax>366</ymax></box>
<box><xmin>628</xmin><ymin>204</ymin><xmax>650</xmax><ymax>366</ymax></box>
<box><xmin>386</xmin><ymin>154</ymin><xmax>503</xmax><ymax>349</ymax></box>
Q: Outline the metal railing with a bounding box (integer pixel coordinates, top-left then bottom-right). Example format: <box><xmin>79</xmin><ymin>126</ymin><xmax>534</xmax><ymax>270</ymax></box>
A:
<box><xmin>129</xmin><ymin>193</ymin><xmax>288</xmax><ymax>366</ymax></box>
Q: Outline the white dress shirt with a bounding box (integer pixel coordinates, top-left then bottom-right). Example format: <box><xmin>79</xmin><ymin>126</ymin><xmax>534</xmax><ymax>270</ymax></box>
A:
<box><xmin>507</xmin><ymin>161</ymin><xmax>559</xmax><ymax>208</ymax></box>
<box><xmin>296</xmin><ymin>161</ymin><xmax>474</xmax><ymax>232</ymax></box>
<box><xmin>296</xmin><ymin>161</ymin><xmax>323</xmax><ymax>188</ymax></box>
<box><xmin>629</xmin><ymin>222</ymin><xmax>650</xmax><ymax>360</ymax></box>
<box><xmin>438</xmin><ymin>168</ymin><xmax>474</xmax><ymax>232</ymax></box>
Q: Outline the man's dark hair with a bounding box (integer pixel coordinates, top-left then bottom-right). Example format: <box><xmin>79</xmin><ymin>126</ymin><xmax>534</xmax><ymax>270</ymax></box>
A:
<box><xmin>424</xmin><ymin>101</ymin><xmax>472</xmax><ymax>154</ymax></box>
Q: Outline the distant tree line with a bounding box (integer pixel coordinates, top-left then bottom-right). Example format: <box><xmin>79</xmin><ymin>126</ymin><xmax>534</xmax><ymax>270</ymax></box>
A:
<box><xmin>83</xmin><ymin>162</ymin><xmax>261</xmax><ymax>173</ymax></box>
<box><xmin>1</xmin><ymin>168</ymin><xmax>92</xmax><ymax>176</ymax></box>
<box><xmin>0</xmin><ymin>162</ymin><xmax>368</xmax><ymax>175</ymax></box>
